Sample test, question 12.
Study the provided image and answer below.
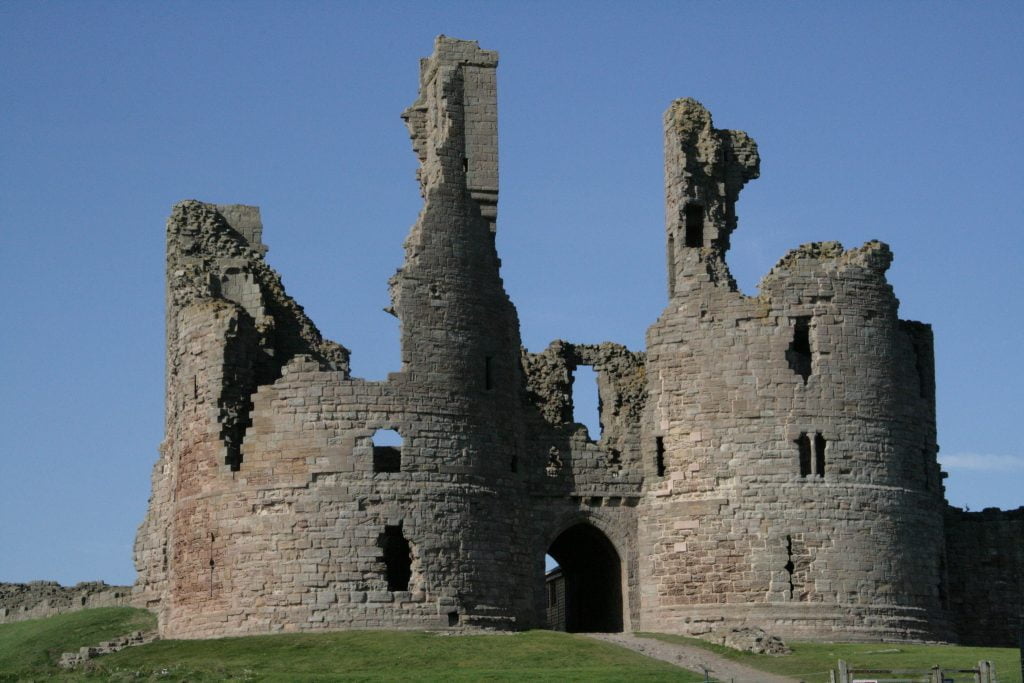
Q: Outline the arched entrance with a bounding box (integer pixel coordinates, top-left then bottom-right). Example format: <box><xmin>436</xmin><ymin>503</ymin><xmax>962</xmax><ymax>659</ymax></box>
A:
<box><xmin>546</xmin><ymin>523</ymin><xmax>623</xmax><ymax>632</ymax></box>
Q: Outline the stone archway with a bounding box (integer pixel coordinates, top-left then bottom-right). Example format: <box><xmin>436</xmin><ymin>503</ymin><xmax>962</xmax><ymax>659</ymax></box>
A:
<box><xmin>546</xmin><ymin>523</ymin><xmax>623</xmax><ymax>632</ymax></box>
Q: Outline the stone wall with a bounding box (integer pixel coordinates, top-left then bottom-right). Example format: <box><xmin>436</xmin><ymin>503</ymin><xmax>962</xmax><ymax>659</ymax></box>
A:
<box><xmin>945</xmin><ymin>506</ymin><xmax>1024</xmax><ymax>646</ymax></box>
<box><xmin>0</xmin><ymin>582</ymin><xmax>131</xmax><ymax>624</ymax></box>
<box><xmin>130</xmin><ymin>35</ymin><xmax>1017</xmax><ymax>645</ymax></box>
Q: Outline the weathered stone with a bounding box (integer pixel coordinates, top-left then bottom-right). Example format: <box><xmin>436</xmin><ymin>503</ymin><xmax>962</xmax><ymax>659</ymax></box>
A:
<box><xmin>128</xmin><ymin>35</ymin><xmax>1022</xmax><ymax>647</ymax></box>
<box><xmin>0</xmin><ymin>581</ymin><xmax>131</xmax><ymax>625</ymax></box>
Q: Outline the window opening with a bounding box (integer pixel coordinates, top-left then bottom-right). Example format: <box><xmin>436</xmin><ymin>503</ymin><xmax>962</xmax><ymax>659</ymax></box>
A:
<box><xmin>797</xmin><ymin>433</ymin><xmax>812</xmax><ymax>477</ymax></box>
<box><xmin>684</xmin><ymin>204</ymin><xmax>704</xmax><ymax>248</ymax></box>
<box><xmin>787</xmin><ymin>317</ymin><xmax>812</xmax><ymax>382</ymax></box>
<box><xmin>209</xmin><ymin>533</ymin><xmax>216</xmax><ymax>597</ymax></box>
<box><xmin>378</xmin><ymin>523</ymin><xmax>412</xmax><ymax>591</ymax></box>
<box><xmin>484</xmin><ymin>356</ymin><xmax>493</xmax><ymax>391</ymax></box>
<box><xmin>655</xmin><ymin>437</ymin><xmax>666</xmax><ymax>477</ymax></box>
<box><xmin>814</xmin><ymin>433</ymin><xmax>826</xmax><ymax>477</ymax></box>
<box><xmin>548</xmin><ymin>582</ymin><xmax>558</xmax><ymax>607</ymax></box>
<box><xmin>911</xmin><ymin>339</ymin><xmax>929</xmax><ymax>399</ymax></box>
<box><xmin>372</xmin><ymin>429</ymin><xmax>403</xmax><ymax>473</ymax></box>
<box><xmin>447</xmin><ymin>611</ymin><xmax>459</xmax><ymax>626</ymax></box>
<box><xmin>784</xmin><ymin>535</ymin><xmax>795</xmax><ymax>599</ymax></box>
<box><xmin>571</xmin><ymin>365</ymin><xmax>602</xmax><ymax>439</ymax></box>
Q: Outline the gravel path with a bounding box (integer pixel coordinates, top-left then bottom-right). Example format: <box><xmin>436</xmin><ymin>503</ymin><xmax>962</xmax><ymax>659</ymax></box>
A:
<box><xmin>583</xmin><ymin>632</ymin><xmax>801</xmax><ymax>683</ymax></box>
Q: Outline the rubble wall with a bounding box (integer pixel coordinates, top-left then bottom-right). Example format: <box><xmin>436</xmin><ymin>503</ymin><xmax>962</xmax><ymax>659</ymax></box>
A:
<box><xmin>0</xmin><ymin>582</ymin><xmax>131</xmax><ymax>624</ymax></box>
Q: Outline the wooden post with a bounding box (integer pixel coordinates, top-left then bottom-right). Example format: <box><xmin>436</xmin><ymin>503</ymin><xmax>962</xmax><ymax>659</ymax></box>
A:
<box><xmin>837</xmin><ymin>659</ymin><xmax>848</xmax><ymax>683</ymax></box>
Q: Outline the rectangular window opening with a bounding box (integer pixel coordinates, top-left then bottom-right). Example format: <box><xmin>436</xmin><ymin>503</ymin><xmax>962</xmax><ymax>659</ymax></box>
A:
<box><xmin>571</xmin><ymin>365</ymin><xmax>602</xmax><ymax>439</ymax></box>
<box><xmin>447</xmin><ymin>611</ymin><xmax>460</xmax><ymax>627</ymax></box>
<box><xmin>797</xmin><ymin>433</ymin><xmax>812</xmax><ymax>477</ymax></box>
<box><xmin>484</xmin><ymin>356</ymin><xmax>493</xmax><ymax>391</ymax></box>
<box><xmin>814</xmin><ymin>433</ymin><xmax>826</xmax><ymax>477</ymax></box>
<box><xmin>372</xmin><ymin>429</ymin><xmax>403</xmax><ymax>473</ymax></box>
<box><xmin>378</xmin><ymin>523</ymin><xmax>412</xmax><ymax>591</ymax></box>
<box><xmin>655</xmin><ymin>437</ymin><xmax>666</xmax><ymax>477</ymax></box>
<box><xmin>787</xmin><ymin>317</ymin><xmax>813</xmax><ymax>383</ymax></box>
<box><xmin>911</xmin><ymin>339</ymin><xmax>930</xmax><ymax>400</ymax></box>
<box><xmin>684</xmin><ymin>204</ymin><xmax>704</xmax><ymax>248</ymax></box>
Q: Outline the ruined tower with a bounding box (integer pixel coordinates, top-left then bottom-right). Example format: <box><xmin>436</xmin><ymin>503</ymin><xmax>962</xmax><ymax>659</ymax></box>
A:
<box><xmin>134</xmin><ymin>37</ymin><xmax>536</xmax><ymax>636</ymax></box>
<box><xmin>134</xmin><ymin>36</ymin><xmax>1022</xmax><ymax>646</ymax></box>
<box><xmin>641</xmin><ymin>99</ymin><xmax>951</xmax><ymax>640</ymax></box>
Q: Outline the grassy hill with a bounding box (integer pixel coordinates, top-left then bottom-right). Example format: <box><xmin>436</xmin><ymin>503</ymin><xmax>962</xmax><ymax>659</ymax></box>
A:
<box><xmin>0</xmin><ymin>609</ymin><xmax>698</xmax><ymax>681</ymax></box>
<box><xmin>1</xmin><ymin>608</ymin><xmax>1020</xmax><ymax>682</ymax></box>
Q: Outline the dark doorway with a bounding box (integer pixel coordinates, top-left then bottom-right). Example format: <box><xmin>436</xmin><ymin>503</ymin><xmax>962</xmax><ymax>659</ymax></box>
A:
<box><xmin>547</xmin><ymin>523</ymin><xmax>623</xmax><ymax>632</ymax></box>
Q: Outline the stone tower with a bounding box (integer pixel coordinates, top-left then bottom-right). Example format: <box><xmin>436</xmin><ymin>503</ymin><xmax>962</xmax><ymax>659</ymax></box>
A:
<box><xmin>641</xmin><ymin>98</ymin><xmax>951</xmax><ymax>639</ymax></box>
<box><xmin>134</xmin><ymin>37</ymin><xmax>535</xmax><ymax>636</ymax></box>
<box><xmin>134</xmin><ymin>36</ymin><xmax>1022</xmax><ymax>646</ymax></box>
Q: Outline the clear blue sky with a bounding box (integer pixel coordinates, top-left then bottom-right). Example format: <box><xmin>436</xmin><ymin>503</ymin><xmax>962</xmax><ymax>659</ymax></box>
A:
<box><xmin>1</xmin><ymin>2</ymin><xmax>1021</xmax><ymax>585</ymax></box>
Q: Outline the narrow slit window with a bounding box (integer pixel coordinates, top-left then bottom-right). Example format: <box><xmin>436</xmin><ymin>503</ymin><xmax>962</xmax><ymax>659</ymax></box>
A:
<box><xmin>813</xmin><ymin>433</ymin><xmax>826</xmax><ymax>477</ymax></box>
<box><xmin>378</xmin><ymin>523</ymin><xmax>412</xmax><ymax>591</ymax></box>
<box><xmin>787</xmin><ymin>317</ymin><xmax>812</xmax><ymax>382</ymax></box>
<box><xmin>372</xmin><ymin>429</ymin><xmax>403</xmax><ymax>473</ymax></box>
<box><xmin>797</xmin><ymin>433</ymin><xmax>812</xmax><ymax>477</ymax></box>
<box><xmin>784</xmin><ymin>535</ymin><xmax>795</xmax><ymax>600</ymax></box>
<box><xmin>484</xmin><ymin>356</ymin><xmax>493</xmax><ymax>391</ymax></box>
<box><xmin>911</xmin><ymin>339</ymin><xmax>929</xmax><ymax>399</ymax></box>
<box><xmin>655</xmin><ymin>437</ymin><xmax>666</xmax><ymax>477</ymax></box>
<box><xmin>684</xmin><ymin>204</ymin><xmax>704</xmax><ymax>248</ymax></box>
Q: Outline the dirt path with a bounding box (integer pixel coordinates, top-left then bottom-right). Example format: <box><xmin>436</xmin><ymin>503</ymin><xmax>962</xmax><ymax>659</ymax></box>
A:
<box><xmin>583</xmin><ymin>632</ymin><xmax>801</xmax><ymax>683</ymax></box>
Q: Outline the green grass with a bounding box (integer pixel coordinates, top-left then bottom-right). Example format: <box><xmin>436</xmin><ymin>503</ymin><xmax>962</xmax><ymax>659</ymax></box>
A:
<box><xmin>0</xmin><ymin>607</ymin><xmax>156</xmax><ymax>681</ymax></box>
<box><xmin>638</xmin><ymin>632</ymin><xmax>1023</xmax><ymax>683</ymax></box>
<box><xmin>0</xmin><ymin>608</ymin><xmax>700</xmax><ymax>682</ymax></box>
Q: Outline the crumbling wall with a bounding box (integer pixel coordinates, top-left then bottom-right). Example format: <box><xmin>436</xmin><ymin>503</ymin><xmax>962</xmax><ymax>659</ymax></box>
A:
<box><xmin>135</xmin><ymin>37</ymin><xmax>541</xmax><ymax>639</ymax></box>
<box><xmin>945</xmin><ymin>506</ymin><xmax>1024</xmax><ymax>646</ymax></box>
<box><xmin>0</xmin><ymin>582</ymin><xmax>131</xmax><ymax>624</ymax></box>
<box><xmin>520</xmin><ymin>340</ymin><xmax>646</xmax><ymax>628</ymax></box>
<box><xmin>132</xmin><ymin>200</ymin><xmax>350</xmax><ymax>627</ymax></box>
<box><xmin>640</xmin><ymin>99</ymin><xmax>950</xmax><ymax>642</ymax></box>
<box><xmin>129</xmin><ymin>36</ymin><xmax>1012</xmax><ymax>645</ymax></box>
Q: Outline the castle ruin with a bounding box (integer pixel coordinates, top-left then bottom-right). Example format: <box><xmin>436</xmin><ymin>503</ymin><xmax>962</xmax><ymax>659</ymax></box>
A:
<box><xmin>133</xmin><ymin>36</ymin><xmax>1023</xmax><ymax>645</ymax></box>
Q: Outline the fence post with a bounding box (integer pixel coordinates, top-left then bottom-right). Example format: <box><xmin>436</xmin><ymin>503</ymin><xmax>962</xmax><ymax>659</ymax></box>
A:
<box><xmin>837</xmin><ymin>659</ymin><xmax>848</xmax><ymax>683</ymax></box>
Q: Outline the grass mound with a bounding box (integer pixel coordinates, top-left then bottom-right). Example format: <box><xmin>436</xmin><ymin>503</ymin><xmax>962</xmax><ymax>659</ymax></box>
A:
<box><xmin>638</xmin><ymin>632</ymin><xmax>1022</xmax><ymax>683</ymax></box>
<box><xmin>0</xmin><ymin>607</ymin><xmax>156</xmax><ymax>680</ymax></box>
<box><xmin>0</xmin><ymin>609</ymin><xmax>698</xmax><ymax>681</ymax></box>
